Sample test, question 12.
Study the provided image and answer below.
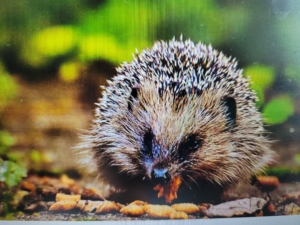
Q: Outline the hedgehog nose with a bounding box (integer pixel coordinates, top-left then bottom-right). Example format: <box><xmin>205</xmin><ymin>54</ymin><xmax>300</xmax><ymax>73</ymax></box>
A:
<box><xmin>151</xmin><ymin>168</ymin><xmax>171</xmax><ymax>184</ymax></box>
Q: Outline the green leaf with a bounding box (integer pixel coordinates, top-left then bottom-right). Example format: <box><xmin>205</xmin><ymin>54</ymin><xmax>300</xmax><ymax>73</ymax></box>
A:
<box><xmin>263</xmin><ymin>95</ymin><xmax>294</xmax><ymax>125</ymax></box>
<box><xmin>251</xmin><ymin>85</ymin><xmax>264</xmax><ymax>107</ymax></box>
<box><xmin>0</xmin><ymin>159</ymin><xmax>26</xmax><ymax>187</ymax></box>
<box><xmin>0</xmin><ymin>131</ymin><xmax>15</xmax><ymax>155</ymax></box>
<box><xmin>32</xmin><ymin>26</ymin><xmax>77</xmax><ymax>57</ymax></box>
<box><xmin>244</xmin><ymin>64</ymin><xmax>275</xmax><ymax>90</ymax></box>
<box><xmin>0</xmin><ymin>131</ymin><xmax>15</xmax><ymax>147</ymax></box>
<box><xmin>0</xmin><ymin>63</ymin><xmax>17</xmax><ymax>111</ymax></box>
<box><xmin>30</xmin><ymin>150</ymin><xmax>42</xmax><ymax>163</ymax></box>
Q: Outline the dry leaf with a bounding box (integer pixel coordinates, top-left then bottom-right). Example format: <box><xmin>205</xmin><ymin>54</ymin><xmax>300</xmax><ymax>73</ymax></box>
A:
<box><xmin>24</xmin><ymin>201</ymin><xmax>48</xmax><ymax>212</ymax></box>
<box><xmin>204</xmin><ymin>197</ymin><xmax>267</xmax><ymax>217</ymax></box>
<box><xmin>20</xmin><ymin>180</ymin><xmax>36</xmax><ymax>192</ymax></box>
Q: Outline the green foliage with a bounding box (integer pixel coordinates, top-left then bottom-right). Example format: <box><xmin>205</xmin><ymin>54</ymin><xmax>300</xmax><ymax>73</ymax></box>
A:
<box><xmin>244</xmin><ymin>64</ymin><xmax>275</xmax><ymax>106</ymax></box>
<box><xmin>30</xmin><ymin>150</ymin><xmax>42</xmax><ymax>164</ymax></box>
<box><xmin>0</xmin><ymin>64</ymin><xmax>17</xmax><ymax>111</ymax></box>
<box><xmin>10</xmin><ymin>0</ymin><xmax>251</xmax><ymax>67</ymax></box>
<box><xmin>244</xmin><ymin>64</ymin><xmax>275</xmax><ymax>90</ymax></box>
<box><xmin>243</xmin><ymin>64</ymin><xmax>294</xmax><ymax>125</ymax></box>
<box><xmin>0</xmin><ymin>159</ymin><xmax>26</xmax><ymax>187</ymax></box>
<box><xmin>33</xmin><ymin>26</ymin><xmax>77</xmax><ymax>57</ymax></box>
<box><xmin>265</xmin><ymin>166</ymin><xmax>300</xmax><ymax>182</ymax></box>
<box><xmin>0</xmin><ymin>131</ymin><xmax>15</xmax><ymax>158</ymax></box>
<box><xmin>59</xmin><ymin>61</ymin><xmax>80</xmax><ymax>82</ymax></box>
<box><xmin>262</xmin><ymin>95</ymin><xmax>294</xmax><ymax>125</ymax></box>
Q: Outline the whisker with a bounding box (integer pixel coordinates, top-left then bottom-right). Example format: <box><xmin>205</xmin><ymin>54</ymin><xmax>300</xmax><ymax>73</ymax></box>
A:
<box><xmin>185</xmin><ymin>174</ymin><xmax>200</xmax><ymax>188</ymax></box>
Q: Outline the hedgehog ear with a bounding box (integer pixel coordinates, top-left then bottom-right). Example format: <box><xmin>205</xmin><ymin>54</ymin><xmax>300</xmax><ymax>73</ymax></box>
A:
<box><xmin>223</xmin><ymin>97</ymin><xmax>237</xmax><ymax>127</ymax></box>
<box><xmin>128</xmin><ymin>87</ymin><xmax>139</xmax><ymax>111</ymax></box>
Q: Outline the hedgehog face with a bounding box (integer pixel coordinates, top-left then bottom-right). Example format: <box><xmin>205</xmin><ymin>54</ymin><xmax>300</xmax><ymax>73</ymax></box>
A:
<box><xmin>123</xmin><ymin>83</ymin><xmax>240</xmax><ymax>186</ymax></box>
<box><xmin>89</xmin><ymin>39</ymin><xmax>275</xmax><ymax>193</ymax></box>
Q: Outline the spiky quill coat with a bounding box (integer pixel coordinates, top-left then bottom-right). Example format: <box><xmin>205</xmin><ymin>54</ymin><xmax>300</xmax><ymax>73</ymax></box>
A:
<box><xmin>78</xmin><ymin>39</ymin><xmax>275</xmax><ymax>203</ymax></box>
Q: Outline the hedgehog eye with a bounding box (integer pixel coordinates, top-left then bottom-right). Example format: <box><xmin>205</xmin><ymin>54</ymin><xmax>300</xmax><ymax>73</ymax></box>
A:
<box><xmin>128</xmin><ymin>87</ymin><xmax>139</xmax><ymax>111</ymax></box>
<box><xmin>223</xmin><ymin>97</ymin><xmax>237</xmax><ymax>127</ymax></box>
<box><xmin>141</xmin><ymin>129</ymin><xmax>153</xmax><ymax>156</ymax></box>
<box><xmin>178</xmin><ymin>135</ymin><xmax>201</xmax><ymax>161</ymax></box>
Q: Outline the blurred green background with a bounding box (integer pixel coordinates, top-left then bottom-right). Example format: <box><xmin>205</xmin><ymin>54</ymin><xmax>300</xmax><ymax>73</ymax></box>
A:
<box><xmin>1</xmin><ymin>0</ymin><xmax>300</xmax><ymax>185</ymax></box>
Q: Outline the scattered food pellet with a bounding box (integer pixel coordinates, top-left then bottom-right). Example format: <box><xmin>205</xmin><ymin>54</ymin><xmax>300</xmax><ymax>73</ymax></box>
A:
<box><xmin>128</xmin><ymin>200</ymin><xmax>147</xmax><ymax>206</ymax></box>
<box><xmin>169</xmin><ymin>211</ymin><xmax>188</xmax><ymax>219</ymax></box>
<box><xmin>144</xmin><ymin>204</ymin><xmax>176</xmax><ymax>218</ymax></box>
<box><xmin>56</xmin><ymin>193</ymin><xmax>81</xmax><ymax>202</ymax></box>
<box><xmin>95</xmin><ymin>201</ymin><xmax>122</xmax><ymax>214</ymax></box>
<box><xmin>15</xmin><ymin>174</ymin><xmax>298</xmax><ymax>220</ymax></box>
<box><xmin>120</xmin><ymin>204</ymin><xmax>145</xmax><ymax>217</ymax></box>
<box><xmin>256</xmin><ymin>176</ymin><xmax>280</xmax><ymax>192</ymax></box>
<box><xmin>171</xmin><ymin>203</ymin><xmax>199</xmax><ymax>214</ymax></box>
<box><xmin>49</xmin><ymin>200</ymin><xmax>77</xmax><ymax>212</ymax></box>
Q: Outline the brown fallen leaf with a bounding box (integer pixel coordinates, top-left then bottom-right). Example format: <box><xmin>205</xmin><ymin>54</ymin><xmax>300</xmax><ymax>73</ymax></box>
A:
<box><xmin>169</xmin><ymin>211</ymin><xmax>189</xmax><ymax>219</ymax></box>
<box><xmin>36</xmin><ymin>185</ymin><xmax>57</xmax><ymax>200</ymax></box>
<box><xmin>20</xmin><ymin>180</ymin><xmax>36</xmax><ymax>192</ymax></box>
<box><xmin>120</xmin><ymin>204</ymin><xmax>145</xmax><ymax>217</ymax></box>
<box><xmin>204</xmin><ymin>197</ymin><xmax>268</xmax><ymax>218</ymax></box>
<box><xmin>171</xmin><ymin>203</ymin><xmax>199</xmax><ymax>214</ymax></box>
<box><xmin>24</xmin><ymin>201</ymin><xmax>48</xmax><ymax>212</ymax></box>
<box><xmin>144</xmin><ymin>204</ymin><xmax>176</xmax><ymax>218</ymax></box>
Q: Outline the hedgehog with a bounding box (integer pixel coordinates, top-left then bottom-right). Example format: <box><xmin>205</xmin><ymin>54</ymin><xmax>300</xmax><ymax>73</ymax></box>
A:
<box><xmin>78</xmin><ymin>39</ymin><xmax>276</xmax><ymax>204</ymax></box>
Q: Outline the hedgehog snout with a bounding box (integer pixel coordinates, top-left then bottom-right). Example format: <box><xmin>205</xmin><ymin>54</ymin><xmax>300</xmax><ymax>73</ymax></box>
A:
<box><xmin>151</xmin><ymin>167</ymin><xmax>171</xmax><ymax>184</ymax></box>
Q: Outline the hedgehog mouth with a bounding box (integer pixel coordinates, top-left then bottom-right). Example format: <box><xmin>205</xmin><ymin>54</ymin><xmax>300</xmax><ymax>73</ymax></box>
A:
<box><xmin>153</xmin><ymin>176</ymin><xmax>182</xmax><ymax>203</ymax></box>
